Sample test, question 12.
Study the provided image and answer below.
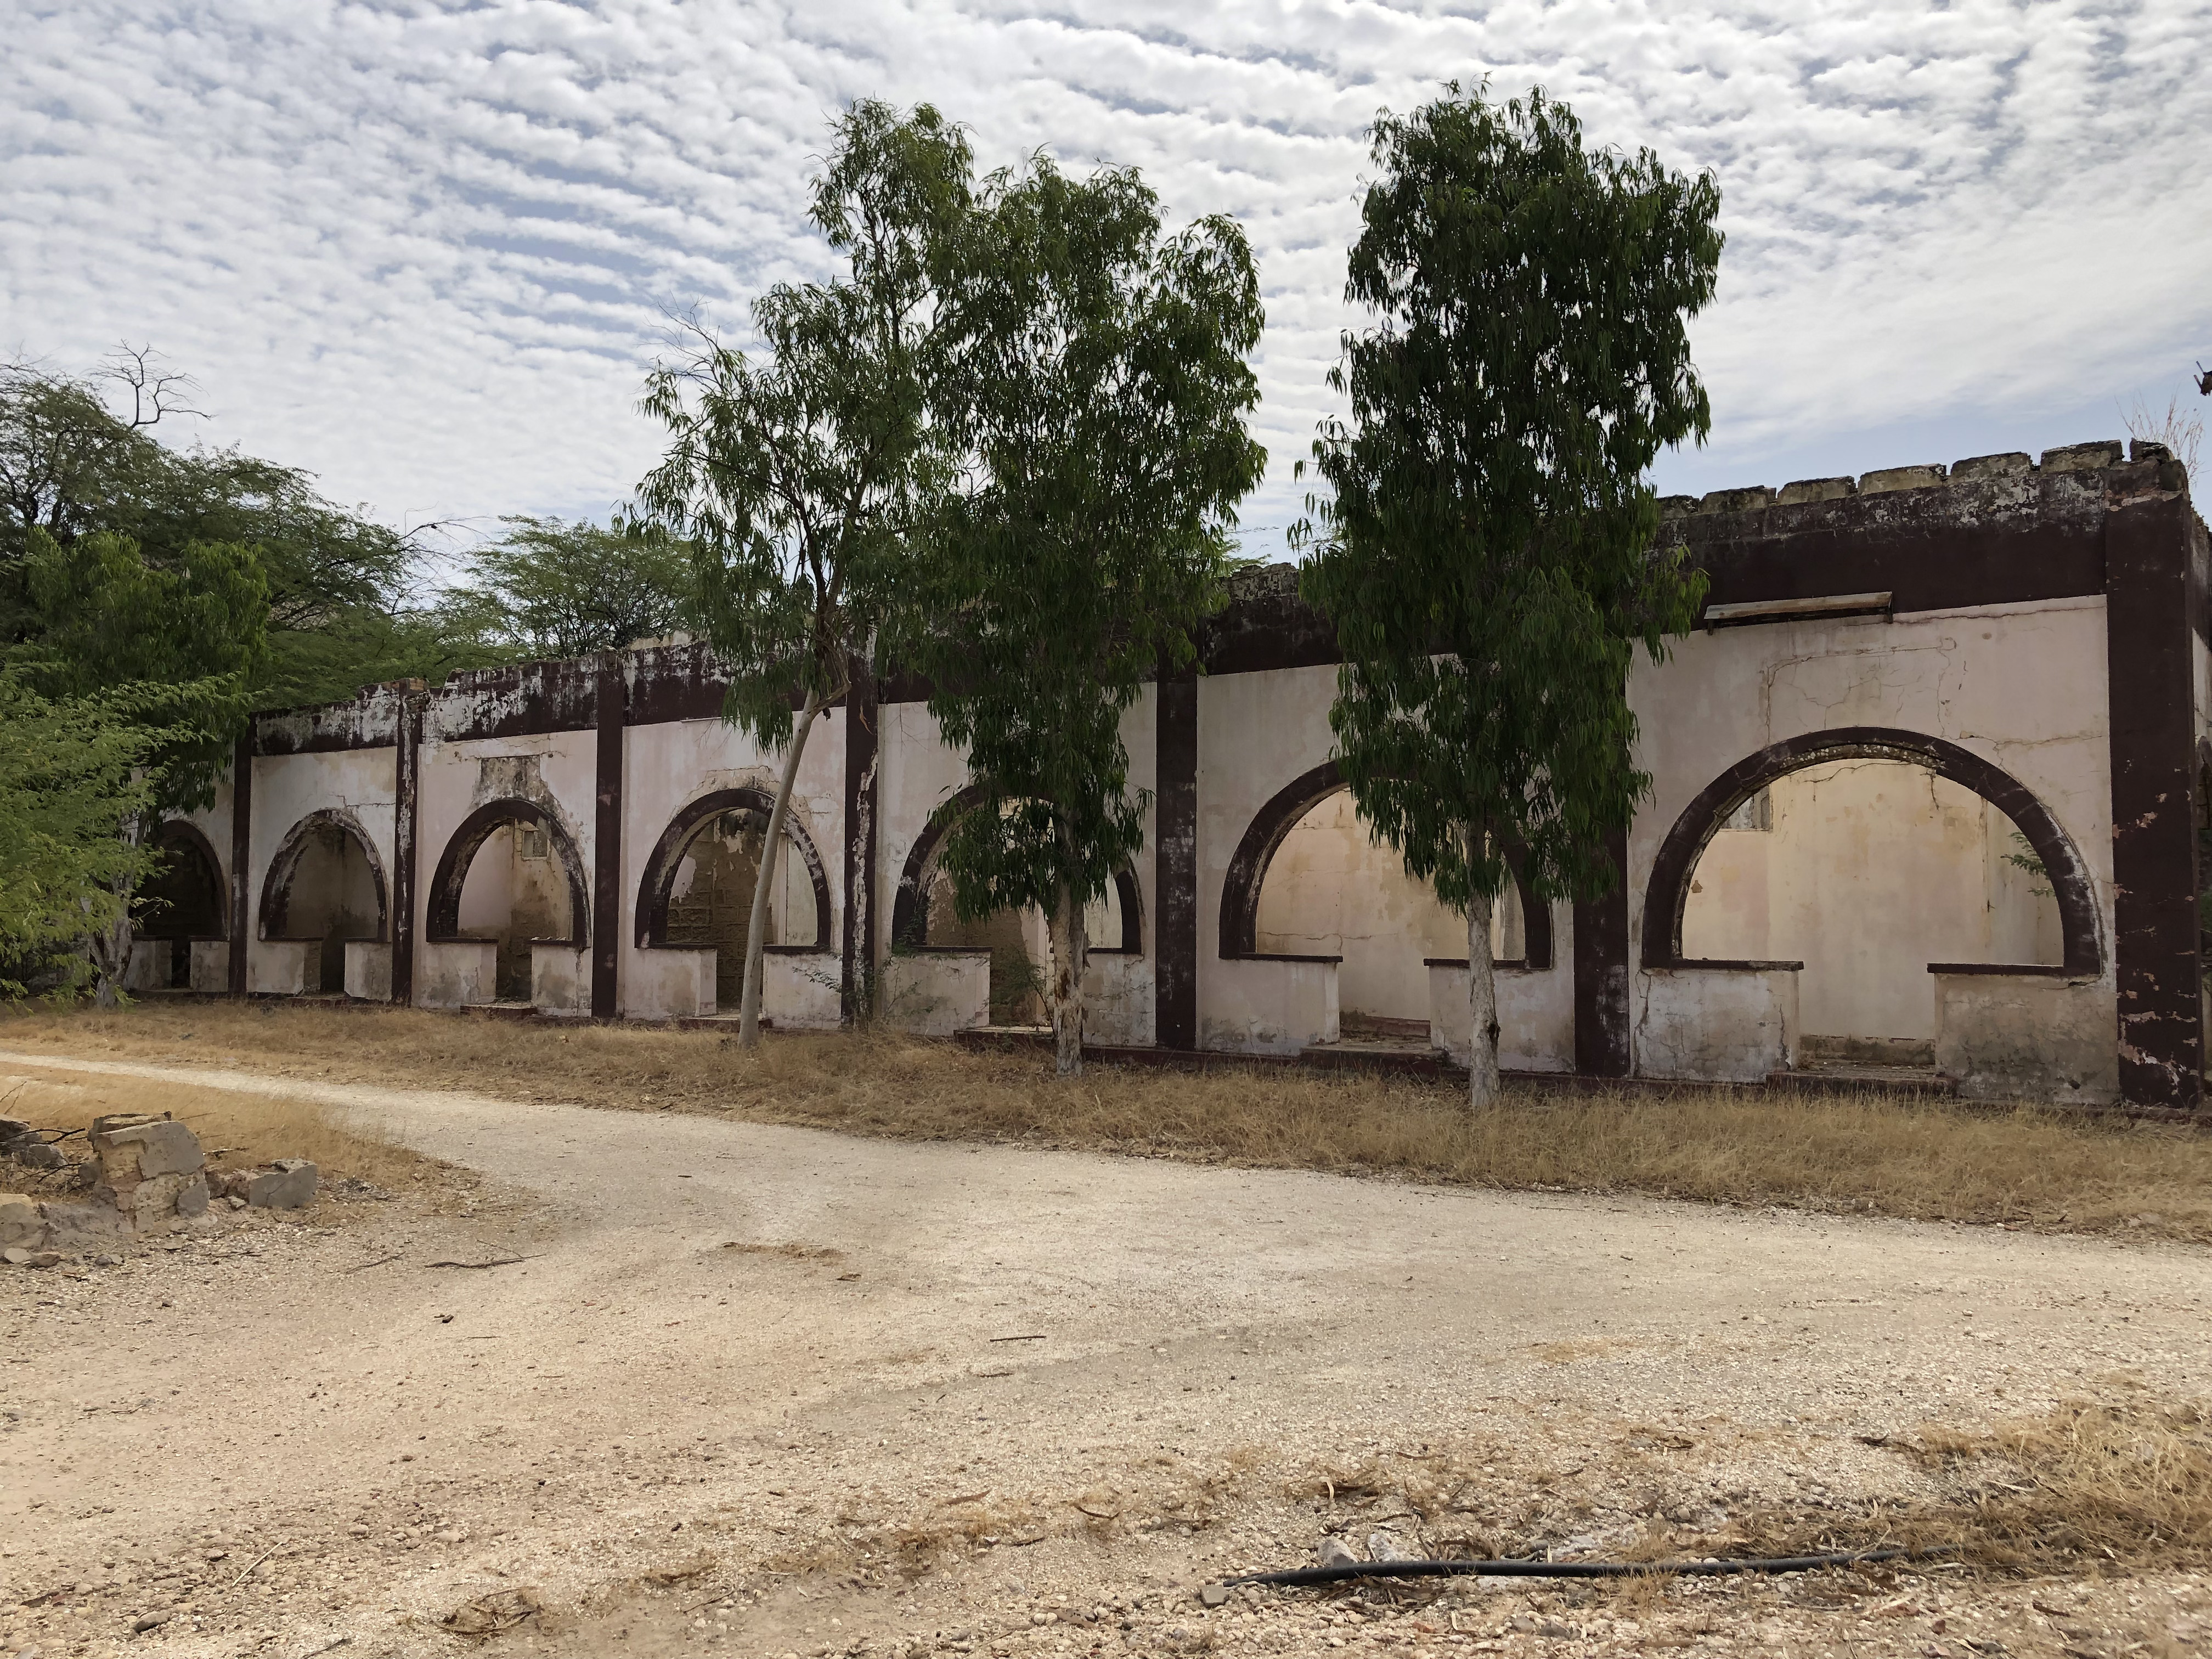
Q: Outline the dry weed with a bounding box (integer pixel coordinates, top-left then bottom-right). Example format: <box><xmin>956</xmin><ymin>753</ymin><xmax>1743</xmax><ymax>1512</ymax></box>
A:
<box><xmin>6</xmin><ymin>1002</ymin><xmax>2211</xmax><ymax>1242</ymax></box>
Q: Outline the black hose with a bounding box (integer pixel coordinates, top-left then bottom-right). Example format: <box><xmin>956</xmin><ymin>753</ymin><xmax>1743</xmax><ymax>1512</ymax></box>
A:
<box><xmin>1224</xmin><ymin>1547</ymin><xmax>1949</xmax><ymax>1587</ymax></box>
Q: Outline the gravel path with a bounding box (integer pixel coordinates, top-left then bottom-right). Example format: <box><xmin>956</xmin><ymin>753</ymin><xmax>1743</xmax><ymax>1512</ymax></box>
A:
<box><xmin>5</xmin><ymin>1051</ymin><xmax>2211</xmax><ymax>1659</ymax></box>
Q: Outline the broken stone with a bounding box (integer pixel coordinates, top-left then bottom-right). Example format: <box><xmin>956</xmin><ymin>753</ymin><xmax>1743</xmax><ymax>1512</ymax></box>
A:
<box><xmin>1316</xmin><ymin>1536</ymin><xmax>1361</xmax><ymax>1570</ymax></box>
<box><xmin>1367</xmin><ymin>1531</ymin><xmax>1415</xmax><ymax>1562</ymax></box>
<box><xmin>245</xmin><ymin>1160</ymin><xmax>318</xmax><ymax>1209</ymax></box>
<box><xmin>9</xmin><ymin>1141</ymin><xmax>63</xmax><ymax>1170</ymax></box>
<box><xmin>91</xmin><ymin>1116</ymin><xmax>202</xmax><ymax>1184</ymax></box>
<box><xmin>92</xmin><ymin>1252</ymin><xmax>120</xmax><ymax>1267</ymax></box>
<box><xmin>0</xmin><ymin>1193</ymin><xmax>43</xmax><ymax>1250</ymax></box>
<box><xmin>2</xmin><ymin>1246</ymin><xmax>31</xmax><ymax>1265</ymax></box>
<box><xmin>1198</xmin><ymin>1583</ymin><xmax>1230</xmax><ymax>1607</ymax></box>
<box><xmin>39</xmin><ymin>1201</ymin><xmax>130</xmax><ymax>1252</ymax></box>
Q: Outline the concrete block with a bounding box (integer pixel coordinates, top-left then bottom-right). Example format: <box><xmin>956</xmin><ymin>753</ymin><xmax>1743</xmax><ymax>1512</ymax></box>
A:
<box><xmin>189</xmin><ymin>940</ymin><xmax>230</xmax><ymax>993</ymax></box>
<box><xmin>1775</xmin><ymin>476</ymin><xmax>1855</xmax><ymax>505</ymax></box>
<box><xmin>114</xmin><ymin>1170</ymin><xmax>206</xmax><ymax>1230</ymax></box>
<box><xmin>345</xmin><ymin>940</ymin><xmax>394</xmax><ymax>1002</ymax></box>
<box><xmin>1697</xmin><ymin>486</ymin><xmax>1775</xmax><ymax>514</ymax></box>
<box><xmin>91</xmin><ymin>1118</ymin><xmax>204</xmax><ymax>1181</ymax></box>
<box><xmin>2040</xmin><ymin>439</ymin><xmax>2123</xmax><ymax>473</ymax></box>
<box><xmin>245</xmin><ymin>1159</ymin><xmax>318</xmax><ymax>1209</ymax></box>
<box><xmin>0</xmin><ymin>1193</ymin><xmax>44</xmax><ymax>1249</ymax></box>
<box><xmin>1859</xmin><ymin>464</ymin><xmax>1945</xmax><ymax>494</ymax></box>
<box><xmin>1949</xmin><ymin>452</ymin><xmax>2032</xmax><ymax>481</ymax></box>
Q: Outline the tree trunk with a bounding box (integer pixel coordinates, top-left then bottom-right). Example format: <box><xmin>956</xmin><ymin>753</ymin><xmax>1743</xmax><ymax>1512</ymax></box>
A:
<box><xmin>1465</xmin><ymin>828</ymin><xmax>1502</xmax><ymax>1109</ymax></box>
<box><xmin>738</xmin><ymin>687</ymin><xmax>825</xmax><ymax>1048</ymax></box>
<box><xmin>1045</xmin><ymin>883</ymin><xmax>1088</xmax><ymax>1077</ymax></box>
<box><xmin>89</xmin><ymin>814</ymin><xmax>148</xmax><ymax>1007</ymax></box>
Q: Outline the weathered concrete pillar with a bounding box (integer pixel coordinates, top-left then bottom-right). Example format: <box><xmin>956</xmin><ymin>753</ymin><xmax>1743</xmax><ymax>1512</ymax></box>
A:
<box><xmin>2105</xmin><ymin>486</ymin><xmax>2205</xmax><ymax>1110</ymax></box>
<box><xmin>1155</xmin><ymin>667</ymin><xmax>1199</xmax><ymax>1050</ymax></box>
<box><xmin>842</xmin><ymin>662</ymin><xmax>879</xmax><ymax>1025</ymax></box>
<box><xmin>591</xmin><ymin>654</ymin><xmax>626</xmax><ymax>1020</ymax></box>
<box><xmin>227</xmin><ymin>729</ymin><xmax>252</xmax><ymax>996</ymax></box>
<box><xmin>391</xmin><ymin>689</ymin><xmax>424</xmax><ymax>1006</ymax></box>
<box><xmin>1573</xmin><ymin>826</ymin><xmax>1632</xmax><ymax>1077</ymax></box>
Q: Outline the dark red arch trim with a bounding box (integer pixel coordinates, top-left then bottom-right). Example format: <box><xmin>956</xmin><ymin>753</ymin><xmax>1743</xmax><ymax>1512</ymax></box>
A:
<box><xmin>889</xmin><ymin>785</ymin><xmax>1144</xmax><ymax>956</ymax></box>
<box><xmin>425</xmin><ymin>799</ymin><xmax>589</xmax><ymax>945</ymax></box>
<box><xmin>1216</xmin><ymin>760</ymin><xmax>1554</xmax><ymax>970</ymax></box>
<box><xmin>258</xmin><ymin>808</ymin><xmax>389</xmax><ymax>942</ymax></box>
<box><xmin>1641</xmin><ymin>726</ymin><xmax>2102</xmax><ymax>977</ymax></box>
<box><xmin>634</xmin><ymin>788</ymin><xmax>833</xmax><ymax>952</ymax></box>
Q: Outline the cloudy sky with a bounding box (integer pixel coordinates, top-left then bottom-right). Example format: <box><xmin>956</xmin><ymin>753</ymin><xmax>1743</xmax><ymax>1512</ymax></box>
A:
<box><xmin>6</xmin><ymin>0</ymin><xmax>2209</xmax><ymax>563</ymax></box>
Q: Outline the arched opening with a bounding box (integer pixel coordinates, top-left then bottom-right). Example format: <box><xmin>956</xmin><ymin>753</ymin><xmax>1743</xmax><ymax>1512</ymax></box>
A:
<box><xmin>1218</xmin><ymin>761</ymin><xmax>1554</xmax><ymax>1045</ymax></box>
<box><xmin>1645</xmin><ymin>726</ymin><xmax>2102</xmax><ymax>1074</ymax></box>
<box><xmin>1251</xmin><ymin>788</ymin><xmax>1532</xmax><ymax>1041</ymax></box>
<box><xmin>260</xmin><ymin>810</ymin><xmax>388</xmax><ymax>994</ymax></box>
<box><xmin>890</xmin><ymin>788</ymin><xmax>1142</xmax><ymax>1030</ymax></box>
<box><xmin>426</xmin><ymin>801</ymin><xmax>589</xmax><ymax>1003</ymax></box>
<box><xmin>635</xmin><ymin>789</ymin><xmax>833</xmax><ymax>1013</ymax></box>
<box><xmin>134</xmin><ymin>820</ymin><xmax>225</xmax><ymax>989</ymax></box>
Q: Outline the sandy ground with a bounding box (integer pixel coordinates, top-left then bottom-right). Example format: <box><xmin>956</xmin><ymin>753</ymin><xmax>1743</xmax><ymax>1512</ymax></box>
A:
<box><xmin>5</xmin><ymin>1051</ymin><xmax>2212</xmax><ymax>1659</ymax></box>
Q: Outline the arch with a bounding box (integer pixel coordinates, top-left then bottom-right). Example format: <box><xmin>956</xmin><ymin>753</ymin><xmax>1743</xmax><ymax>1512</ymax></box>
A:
<box><xmin>1641</xmin><ymin>726</ymin><xmax>2101</xmax><ymax>977</ymax></box>
<box><xmin>259</xmin><ymin>808</ymin><xmax>388</xmax><ymax>942</ymax></box>
<box><xmin>1217</xmin><ymin>760</ymin><xmax>1554</xmax><ymax>969</ymax></box>
<box><xmin>136</xmin><ymin>818</ymin><xmax>227</xmax><ymax>939</ymax></box>
<box><xmin>635</xmin><ymin>788</ymin><xmax>833</xmax><ymax>951</ymax></box>
<box><xmin>888</xmin><ymin>784</ymin><xmax>1144</xmax><ymax>955</ymax></box>
<box><xmin>425</xmin><ymin>798</ymin><xmax>590</xmax><ymax>945</ymax></box>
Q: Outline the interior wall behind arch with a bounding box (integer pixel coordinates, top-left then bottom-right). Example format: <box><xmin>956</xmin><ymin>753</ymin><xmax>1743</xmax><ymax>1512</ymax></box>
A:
<box><xmin>1252</xmin><ymin>792</ymin><xmax>1468</xmax><ymax>1022</ymax></box>
<box><xmin>457</xmin><ymin>822</ymin><xmax>575</xmax><ymax>999</ymax></box>
<box><xmin>1683</xmin><ymin>760</ymin><xmax>2062</xmax><ymax>1041</ymax></box>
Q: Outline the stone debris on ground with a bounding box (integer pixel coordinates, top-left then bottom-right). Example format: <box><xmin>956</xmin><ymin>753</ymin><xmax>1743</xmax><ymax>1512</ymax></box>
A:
<box><xmin>3</xmin><ymin>1106</ymin><xmax>321</xmax><ymax>1267</ymax></box>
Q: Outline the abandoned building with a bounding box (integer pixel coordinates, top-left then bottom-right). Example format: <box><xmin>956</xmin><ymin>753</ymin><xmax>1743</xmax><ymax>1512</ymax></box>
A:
<box><xmin>127</xmin><ymin>439</ymin><xmax>2208</xmax><ymax>1110</ymax></box>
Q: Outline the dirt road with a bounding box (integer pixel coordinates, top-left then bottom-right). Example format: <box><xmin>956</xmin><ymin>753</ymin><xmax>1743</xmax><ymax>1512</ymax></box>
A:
<box><xmin>5</xmin><ymin>1052</ymin><xmax>2212</xmax><ymax>1659</ymax></box>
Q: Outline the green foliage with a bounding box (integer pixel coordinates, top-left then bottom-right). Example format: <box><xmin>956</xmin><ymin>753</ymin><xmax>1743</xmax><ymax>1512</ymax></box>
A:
<box><xmin>909</xmin><ymin>157</ymin><xmax>1267</xmax><ymax>930</ymax></box>
<box><xmin>0</xmin><ymin>672</ymin><xmax>168</xmax><ymax>997</ymax></box>
<box><xmin>18</xmin><ymin>527</ymin><xmax>270</xmax><ymax>815</ymax></box>
<box><xmin>636</xmin><ymin>100</ymin><xmax>976</xmax><ymax>748</ymax></box>
<box><xmin>1</xmin><ymin>352</ymin><xmax>450</xmax><ymax>709</ymax></box>
<box><xmin>437</xmin><ymin>516</ymin><xmax>696</xmax><ymax>662</ymax></box>
<box><xmin>1295</xmin><ymin>84</ymin><xmax>1722</xmax><ymax>911</ymax></box>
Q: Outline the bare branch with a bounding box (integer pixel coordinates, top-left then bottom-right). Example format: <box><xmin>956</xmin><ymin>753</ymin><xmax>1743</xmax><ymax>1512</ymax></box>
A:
<box><xmin>97</xmin><ymin>342</ymin><xmax>207</xmax><ymax>429</ymax></box>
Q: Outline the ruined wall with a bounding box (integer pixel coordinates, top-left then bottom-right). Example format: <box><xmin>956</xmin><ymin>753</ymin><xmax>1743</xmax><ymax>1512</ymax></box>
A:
<box><xmin>207</xmin><ymin>443</ymin><xmax>2200</xmax><ymax>1107</ymax></box>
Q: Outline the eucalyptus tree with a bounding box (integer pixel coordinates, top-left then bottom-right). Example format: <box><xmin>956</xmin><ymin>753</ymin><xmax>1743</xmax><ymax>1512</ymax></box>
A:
<box><xmin>1295</xmin><ymin>85</ymin><xmax>1722</xmax><ymax>1105</ymax></box>
<box><xmin>908</xmin><ymin>157</ymin><xmax>1266</xmax><ymax>1076</ymax></box>
<box><xmin>636</xmin><ymin>100</ymin><xmax>974</xmax><ymax>1043</ymax></box>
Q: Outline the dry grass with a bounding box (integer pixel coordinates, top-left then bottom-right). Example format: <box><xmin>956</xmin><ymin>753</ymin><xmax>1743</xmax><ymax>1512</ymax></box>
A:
<box><xmin>4</xmin><ymin>1001</ymin><xmax>2210</xmax><ymax>1243</ymax></box>
<box><xmin>1901</xmin><ymin>1395</ymin><xmax>2212</xmax><ymax>1571</ymax></box>
<box><xmin>0</xmin><ymin>1060</ymin><xmax>444</xmax><ymax>1197</ymax></box>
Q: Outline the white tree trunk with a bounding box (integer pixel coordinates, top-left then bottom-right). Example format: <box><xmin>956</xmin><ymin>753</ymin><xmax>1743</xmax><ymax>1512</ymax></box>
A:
<box><xmin>1465</xmin><ymin>832</ymin><xmax>1502</xmax><ymax>1108</ymax></box>
<box><xmin>738</xmin><ymin>687</ymin><xmax>824</xmax><ymax>1048</ymax></box>
<box><xmin>1045</xmin><ymin>884</ymin><xmax>1088</xmax><ymax>1077</ymax></box>
<box><xmin>89</xmin><ymin>814</ymin><xmax>148</xmax><ymax>1008</ymax></box>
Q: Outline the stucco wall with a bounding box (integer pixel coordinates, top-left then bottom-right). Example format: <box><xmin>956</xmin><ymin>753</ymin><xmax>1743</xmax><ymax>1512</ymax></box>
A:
<box><xmin>1627</xmin><ymin>596</ymin><xmax>2113</xmax><ymax>1083</ymax></box>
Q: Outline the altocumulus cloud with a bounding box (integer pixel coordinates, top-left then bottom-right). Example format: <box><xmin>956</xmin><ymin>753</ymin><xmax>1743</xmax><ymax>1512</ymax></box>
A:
<box><xmin>4</xmin><ymin>0</ymin><xmax>2209</xmax><ymax>548</ymax></box>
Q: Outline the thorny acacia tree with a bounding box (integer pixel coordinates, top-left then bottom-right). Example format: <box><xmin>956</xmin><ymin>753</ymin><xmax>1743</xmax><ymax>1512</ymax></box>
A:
<box><xmin>0</xmin><ymin>672</ymin><xmax>168</xmax><ymax>998</ymax></box>
<box><xmin>1296</xmin><ymin>86</ymin><xmax>1722</xmax><ymax>1106</ymax></box>
<box><xmin>910</xmin><ymin>159</ymin><xmax>1266</xmax><ymax>1076</ymax></box>
<box><xmin>15</xmin><ymin>526</ymin><xmax>270</xmax><ymax>1000</ymax></box>
<box><xmin>440</xmin><ymin>516</ymin><xmax>696</xmax><ymax>659</ymax></box>
<box><xmin>637</xmin><ymin>101</ymin><xmax>973</xmax><ymax>1044</ymax></box>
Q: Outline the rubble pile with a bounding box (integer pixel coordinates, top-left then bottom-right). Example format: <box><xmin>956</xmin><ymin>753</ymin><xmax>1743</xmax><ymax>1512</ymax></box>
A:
<box><xmin>2</xmin><ymin>1110</ymin><xmax>317</xmax><ymax>1267</ymax></box>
